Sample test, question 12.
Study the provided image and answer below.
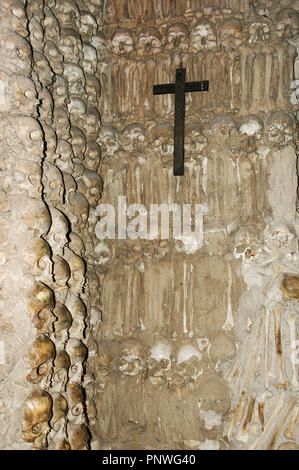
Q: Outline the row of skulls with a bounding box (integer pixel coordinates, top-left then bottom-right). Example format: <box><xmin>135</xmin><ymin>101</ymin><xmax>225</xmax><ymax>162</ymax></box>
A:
<box><xmin>99</xmin><ymin>112</ymin><xmax>295</xmax><ymax>160</ymax></box>
<box><xmin>106</xmin><ymin>10</ymin><xmax>299</xmax><ymax>57</ymax></box>
<box><xmin>0</xmin><ymin>0</ymin><xmax>105</xmax><ymax>450</ymax></box>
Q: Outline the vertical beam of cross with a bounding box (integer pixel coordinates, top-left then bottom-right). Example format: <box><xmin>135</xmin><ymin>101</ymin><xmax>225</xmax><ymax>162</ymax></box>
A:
<box><xmin>153</xmin><ymin>68</ymin><xmax>209</xmax><ymax>176</ymax></box>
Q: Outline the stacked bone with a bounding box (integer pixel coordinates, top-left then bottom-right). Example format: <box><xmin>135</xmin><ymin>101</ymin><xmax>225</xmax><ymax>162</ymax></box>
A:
<box><xmin>0</xmin><ymin>0</ymin><xmax>103</xmax><ymax>450</ymax></box>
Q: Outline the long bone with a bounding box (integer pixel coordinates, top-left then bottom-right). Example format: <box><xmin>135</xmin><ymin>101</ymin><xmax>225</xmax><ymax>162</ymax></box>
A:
<box><xmin>285</xmin><ymin>311</ymin><xmax>298</xmax><ymax>388</ymax></box>
<box><xmin>284</xmin><ymin>405</ymin><xmax>299</xmax><ymax>440</ymax></box>
<box><xmin>267</xmin><ymin>397</ymin><xmax>296</xmax><ymax>450</ymax></box>
<box><xmin>273</xmin><ymin>305</ymin><xmax>288</xmax><ymax>388</ymax></box>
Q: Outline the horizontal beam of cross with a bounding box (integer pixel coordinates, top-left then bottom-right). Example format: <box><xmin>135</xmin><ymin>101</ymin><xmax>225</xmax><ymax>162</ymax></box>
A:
<box><xmin>153</xmin><ymin>80</ymin><xmax>209</xmax><ymax>95</ymax></box>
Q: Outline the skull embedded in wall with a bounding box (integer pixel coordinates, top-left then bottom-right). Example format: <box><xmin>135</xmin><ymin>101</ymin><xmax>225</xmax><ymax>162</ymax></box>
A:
<box><xmin>79</xmin><ymin>10</ymin><xmax>98</xmax><ymax>41</ymax></box>
<box><xmin>119</xmin><ymin>338</ymin><xmax>146</xmax><ymax>377</ymax></box>
<box><xmin>115</xmin><ymin>239</ymin><xmax>142</xmax><ymax>265</ymax></box>
<box><xmin>44</xmin><ymin>40</ymin><xmax>63</xmax><ymax>74</ymax></box>
<box><xmin>22</xmin><ymin>390</ymin><xmax>52</xmax><ymax>449</ymax></box>
<box><xmin>276</xmin><ymin>8</ymin><xmax>299</xmax><ymax>39</ymax></box>
<box><xmin>65</xmin><ymin>250</ymin><xmax>86</xmax><ymax>294</ymax></box>
<box><xmin>45</xmin><ymin>207</ymin><xmax>70</xmax><ymax>256</ymax></box>
<box><xmin>84</xmin><ymin>138</ymin><xmax>101</xmax><ymax>171</ymax></box>
<box><xmin>33</xmin><ymin>51</ymin><xmax>53</xmax><ymax>87</ymax></box>
<box><xmin>185</xmin><ymin>121</ymin><xmax>208</xmax><ymax>159</ymax></box>
<box><xmin>24</xmin><ymin>238</ymin><xmax>53</xmax><ymax>282</ymax></box>
<box><xmin>148</xmin><ymin>340</ymin><xmax>172</xmax><ymax>384</ymax></box>
<box><xmin>52</xmin><ymin>350</ymin><xmax>71</xmax><ymax>393</ymax></box>
<box><xmin>38</xmin><ymin>86</ymin><xmax>54</xmax><ymax>125</ymax></box>
<box><xmin>198</xmin><ymin>373</ymin><xmax>230</xmax><ymax>415</ymax></box>
<box><xmin>43</xmin><ymin>162</ymin><xmax>65</xmax><ymax>206</ymax></box>
<box><xmin>59</xmin><ymin>28</ymin><xmax>83</xmax><ymax>64</ymax></box>
<box><xmin>207</xmin><ymin>114</ymin><xmax>237</xmax><ymax>145</ymax></box>
<box><xmin>142</xmin><ymin>239</ymin><xmax>170</xmax><ymax>261</ymax></box>
<box><xmin>110</xmin><ymin>29</ymin><xmax>134</xmax><ymax>56</ymax></box>
<box><xmin>15</xmin><ymin>159</ymin><xmax>42</xmax><ymax>200</ymax></box>
<box><xmin>237</xmin><ymin>114</ymin><xmax>264</xmax><ymax>145</ymax></box>
<box><xmin>26</xmin><ymin>282</ymin><xmax>55</xmax><ymax>334</ymax></box>
<box><xmin>67</xmin><ymin>423</ymin><xmax>90</xmax><ymax>450</ymax></box>
<box><xmin>121</xmin><ymin>123</ymin><xmax>149</xmax><ymax>154</ymax></box>
<box><xmin>86</xmin><ymin>268</ymin><xmax>101</xmax><ymax>305</ymax></box>
<box><xmin>67</xmin><ymin>191</ymin><xmax>90</xmax><ymax>231</ymax></box>
<box><xmin>192</xmin><ymin>20</ymin><xmax>217</xmax><ymax>52</ymax></box>
<box><xmin>266</xmin><ymin>111</ymin><xmax>294</xmax><ymax>146</ymax></box>
<box><xmin>63</xmin><ymin>62</ymin><xmax>85</xmax><ymax>97</ymax></box>
<box><xmin>66</xmin><ymin>382</ymin><xmax>86</xmax><ymax>425</ymax></box>
<box><xmin>137</xmin><ymin>28</ymin><xmax>162</xmax><ymax>56</ymax></box>
<box><xmin>44</xmin><ymin>7</ymin><xmax>60</xmax><ymax>42</ymax></box>
<box><xmin>0</xmin><ymin>32</ymin><xmax>32</xmax><ymax>75</ymax></box>
<box><xmin>70</xmin><ymin>126</ymin><xmax>87</xmax><ymax>161</ymax></box>
<box><xmin>44</xmin><ymin>124</ymin><xmax>57</xmax><ymax>163</ymax></box>
<box><xmin>77</xmin><ymin>169</ymin><xmax>103</xmax><ymax>207</ymax></box>
<box><xmin>54</xmin><ymin>0</ymin><xmax>80</xmax><ymax>30</ymax></box>
<box><xmin>68</xmin><ymin>232</ymin><xmax>85</xmax><ymax>257</ymax></box>
<box><xmin>18</xmin><ymin>199</ymin><xmax>51</xmax><ymax>238</ymax></box>
<box><xmin>90</xmin><ymin>31</ymin><xmax>107</xmax><ymax>59</ymax></box>
<box><xmin>152</xmin><ymin>123</ymin><xmax>174</xmax><ymax>163</ymax></box>
<box><xmin>0</xmin><ymin>0</ymin><xmax>28</xmax><ymax>37</ymax></box>
<box><xmin>66</xmin><ymin>338</ymin><xmax>88</xmax><ymax>383</ymax></box>
<box><xmin>165</xmin><ymin>23</ymin><xmax>189</xmax><ymax>51</ymax></box>
<box><xmin>52</xmin><ymin>75</ymin><xmax>70</xmax><ymax>108</ymax></box>
<box><xmin>171</xmin><ymin>344</ymin><xmax>202</xmax><ymax>387</ymax></box>
<box><xmin>81</xmin><ymin>107</ymin><xmax>101</xmax><ymax>137</ymax></box>
<box><xmin>263</xmin><ymin>220</ymin><xmax>297</xmax><ymax>255</ymax></box>
<box><xmin>10</xmin><ymin>115</ymin><xmax>43</xmax><ymax>159</ymax></box>
<box><xmin>12</xmin><ymin>73</ymin><xmax>39</xmax><ymax>116</ymax></box>
<box><xmin>54</xmin><ymin>302</ymin><xmax>72</xmax><ymax>346</ymax></box>
<box><xmin>25</xmin><ymin>335</ymin><xmax>55</xmax><ymax>388</ymax></box>
<box><xmin>97</xmin><ymin>125</ymin><xmax>120</xmax><ymax>158</ymax></box>
<box><xmin>233</xmin><ymin>227</ymin><xmax>260</xmax><ymax>261</ymax></box>
<box><xmin>52</xmin><ymin>254</ymin><xmax>71</xmax><ymax>293</ymax></box>
<box><xmin>219</xmin><ymin>19</ymin><xmax>243</xmax><ymax>50</ymax></box>
<box><xmin>85</xmin><ymin>74</ymin><xmax>101</xmax><ymax>106</ymax></box>
<box><xmin>82</xmin><ymin>43</ymin><xmax>97</xmax><ymax>74</ymax></box>
<box><xmin>280</xmin><ymin>275</ymin><xmax>299</xmax><ymax>300</ymax></box>
<box><xmin>67</xmin><ymin>95</ymin><xmax>86</xmax><ymax>126</ymax></box>
<box><xmin>50</xmin><ymin>392</ymin><xmax>68</xmax><ymax>433</ymax></box>
<box><xmin>55</xmin><ymin>138</ymin><xmax>74</xmax><ymax>173</ymax></box>
<box><xmin>91</xmin><ymin>241</ymin><xmax>112</xmax><ymax>268</ymax></box>
<box><xmin>53</xmin><ymin>108</ymin><xmax>71</xmax><ymax>140</ymax></box>
<box><xmin>248</xmin><ymin>16</ymin><xmax>272</xmax><ymax>44</ymax></box>
<box><xmin>28</xmin><ymin>17</ymin><xmax>44</xmax><ymax>52</ymax></box>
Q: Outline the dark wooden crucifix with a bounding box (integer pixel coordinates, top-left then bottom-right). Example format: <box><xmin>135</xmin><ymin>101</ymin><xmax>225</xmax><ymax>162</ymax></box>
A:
<box><xmin>153</xmin><ymin>68</ymin><xmax>209</xmax><ymax>176</ymax></box>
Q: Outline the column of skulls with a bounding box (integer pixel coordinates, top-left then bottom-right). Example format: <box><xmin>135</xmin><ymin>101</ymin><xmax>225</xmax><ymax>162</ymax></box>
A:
<box><xmin>0</xmin><ymin>0</ymin><xmax>54</xmax><ymax>450</ymax></box>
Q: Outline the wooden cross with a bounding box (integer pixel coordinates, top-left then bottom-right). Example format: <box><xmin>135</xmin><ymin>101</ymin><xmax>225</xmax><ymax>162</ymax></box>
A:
<box><xmin>153</xmin><ymin>68</ymin><xmax>209</xmax><ymax>176</ymax></box>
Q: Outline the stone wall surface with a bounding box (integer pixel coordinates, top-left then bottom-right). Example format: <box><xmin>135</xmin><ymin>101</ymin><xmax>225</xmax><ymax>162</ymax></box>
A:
<box><xmin>0</xmin><ymin>0</ymin><xmax>298</xmax><ymax>451</ymax></box>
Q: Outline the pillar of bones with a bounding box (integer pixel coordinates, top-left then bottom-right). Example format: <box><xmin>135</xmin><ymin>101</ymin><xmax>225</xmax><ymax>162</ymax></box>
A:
<box><xmin>0</xmin><ymin>0</ymin><xmax>298</xmax><ymax>450</ymax></box>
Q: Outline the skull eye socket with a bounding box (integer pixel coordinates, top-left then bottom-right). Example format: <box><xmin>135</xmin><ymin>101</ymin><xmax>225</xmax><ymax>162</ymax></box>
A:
<box><xmin>32</xmin><ymin>423</ymin><xmax>43</xmax><ymax>434</ymax></box>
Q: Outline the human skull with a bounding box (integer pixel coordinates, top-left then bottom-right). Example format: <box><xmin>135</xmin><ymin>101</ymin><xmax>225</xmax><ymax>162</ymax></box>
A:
<box><xmin>54</xmin><ymin>0</ymin><xmax>80</xmax><ymax>30</ymax></box>
<box><xmin>18</xmin><ymin>199</ymin><xmax>51</xmax><ymax>237</ymax></box>
<box><xmin>192</xmin><ymin>20</ymin><xmax>217</xmax><ymax>52</ymax></box>
<box><xmin>152</xmin><ymin>123</ymin><xmax>174</xmax><ymax>162</ymax></box>
<box><xmin>81</xmin><ymin>107</ymin><xmax>101</xmax><ymax>137</ymax></box>
<box><xmin>0</xmin><ymin>0</ymin><xmax>27</xmax><ymax>37</ymax></box>
<box><xmin>137</xmin><ymin>28</ymin><xmax>162</xmax><ymax>55</ymax></box>
<box><xmin>85</xmin><ymin>268</ymin><xmax>100</xmax><ymax>305</ymax></box>
<box><xmin>66</xmin><ymin>382</ymin><xmax>86</xmax><ymax>425</ymax></box>
<box><xmin>67</xmin><ymin>192</ymin><xmax>90</xmax><ymax>231</ymax></box>
<box><xmin>91</xmin><ymin>241</ymin><xmax>111</xmax><ymax>267</ymax></box>
<box><xmin>50</xmin><ymin>392</ymin><xmax>68</xmax><ymax>433</ymax></box>
<box><xmin>263</xmin><ymin>220</ymin><xmax>297</xmax><ymax>255</ymax></box>
<box><xmin>119</xmin><ymin>339</ymin><xmax>146</xmax><ymax>377</ymax></box>
<box><xmin>44</xmin><ymin>40</ymin><xmax>63</xmax><ymax>74</ymax></box>
<box><xmin>248</xmin><ymin>16</ymin><xmax>272</xmax><ymax>44</ymax></box>
<box><xmin>22</xmin><ymin>391</ymin><xmax>52</xmax><ymax>449</ymax></box>
<box><xmin>70</xmin><ymin>126</ymin><xmax>86</xmax><ymax>161</ymax></box>
<box><xmin>121</xmin><ymin>123</ymin><xmax>149</xmax><ymax>154</ymax></box>
<box><xmin>266</xmin><ymin>111</ymin><xmax>294</xmax><ymax>146</ymax></box>
<box><xmin>276</xmin><ymin>8</ymin><xmax>299</xmax><ymax>39</ymax></box>
<box><xmin>15</xmin><ymin>159</ymin><xmax>42</xmax><ymax>200</ymax></box>
<box><xmin>97</xmin><ymin>125</ymin><xmax>120</xmax><ymax>158</ymax></box>
<box><xmin>91</xmin><ymin>31</ymin><xmax>106</xmax><ymax>58</ymax></box>
<box><xmin>45</xmin><ymin>207</ymin><xmax>69</xmax><ymax>255</ymax></box>
<box><xmin>79</xmin><ymin>10</ymin><xmax>97</xmax><ymax>41</ymax></box>
<box><xmin>25</xmin><ymin>282</ymin><xmax>55</xmax><ymax>334</ymax></box>
<box><xmin>171</xmin><ymin>344</ymin><xmax>202</xmax><ymax>386</ymax></box>
<box><xmin>0</xmin><ymin>72</ymin><xmax>38</xmax><ymax>115</ymax></box>
<box><xmin>65</xmin><ymin>251</ymin><xmax>86</xmax><ymax>294</ymax></box>
<box><xmin>52</xmin><ymin>75</ymin><xmax>70</xmax><ymax>108</ymax></box>
<box><xmin>11</xmin><ymin>115</ymin><xmax>43</xmax><ymax>158</ymax></box>
<box><xmin>28</xmin><ymin>17</ymin><xmax>44</xmax><ymax>52</ymax></box>
<box><xmin>84</xmin><ymin>138</ymin><xmax>101</xmax><ymax>171</ymax></box>
<box><xmin>0</xmin><ymin>32</ymin><xmax>32</xmax><ymax>75</ymax></box>
<box><xmin>63</xmin><ymin>62</ymin><xmax>85</xmax><ymax>97</ymax></box>
<box><xmin>53</xmin><ymin>108</ymin><xmax>71</xmax><ymax>140</ymax></box>
<box><xmin>219</xmin><ymin>19</ymin><xmax>243</xmax><ymax>50</ymax></box>
<box><xmin>233</xmin><ymin>227</ymin><xmax>260</xmax><ymax>261</ymax></box>
<box><xmin>67</xmin><ymin>95</ymin><xmax>86</xmax><ymax>126</ymax></box>
<box><xmin>52</xmin><ymin>350</ymin><xmax>71</xmax><ymax>393</ymax></box>
<box><xmin>44</xmin><ymin>7</ymin><xmax>60</xmax><ymax>42</ymax></box>
<box><xmin>43</xmin><ymin>162</ymin><xmax>65</xmax><ymax>205</ymax></box>
<box><xmin>115</xmin><ymin>239</ymin><xmax>142</xmax><ymax>265</ymax></box>
<box><xmin>238</xmin><ymin>114</ymin><xmax>264</xmax><ymax>142</ymax></box>
<box><xmin>166</xmin><ymin>23</ymin><xmax>189</xmax><ymax>50</ymax></box>
<box><xmin>67</xmin><ymin>423</ymin><xmax>90</xmax><ymax>450</ymax></box>
<box><xmin>53</xmin><ymin>302</ymin><xmax>73</xmax><ymax>344</ymax></box>
<box><xmin>33</xmin><ymin>51</ymin><xmax>53</xmax><ymax>86</ymax></box>
<box><xmin>55</xmin><ymin>138</ymin><xmax>74</xmax><ymax>173</ymax></box>
<box><xmin>77</xmin><ymin>169</ymin><xmax>103</xmax><ymax>207</ymax></box>
<box><xmin>53</xmin><ymin>254</ymin><xmax>71</xmax><ymax>291</ymax></box>
<box><xmin>82</xmin><ymin>43</ymin><xmax>97</xmax><ymax>74</ymax></box>
<box><xmin>110</xmin><ymin>29</ymin><xmax>134</xmax><ymax>55</ymax></box>
<box><xmin>85</xmin><ymin>74</ymin><xmax>101</xmax><ymax>106</ymax></box>
<box><xmin>59</xmin><ymin>28</ymin><xmax>83</xmax><ymax>64</ymax></box>
<box><xmin>38</xmin><ymin>87</ymin><xmax>54</xmax><ymax>124</ymax></box>
<box><xmin>142</xmin><ymin>239</ymin><xmax>170</xmax><ymax>261</ymax></box>
<box><xmin>68</xmin><ymin>232</ymin><xmax>85</xmax><ymax>257</ymax></box>
<box><xmin>24</xmin><ymin>238</ymin><xmax>53</xmax><ymax>282</ymax></box>
<box><xmin>207</xmin><ymin>114</ymin><xmax>237</xmax><ymax>139</ymax></box>
<box><xmin>66</xmin><ymin>338</ymin><xmax>88</xmax><ymax>383</ymax></box>
<box><xmin>185</xmin><ymin>121</ymin><xmax>208</xmax><ymax>159</ymax></box>
<box><xmin>148</xmin><ymin>340</ymin><xmax>172</xmax><ymax>384</ymax></box>
<box><xmin>44</xmin><ymin>125</ymin><xmax>57</xmax><ymax>161</ymax></box>
<box><xmin>25</xmin><ymin>335</ymin><xmax>55</xmax><ymax>388</ymax></box>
